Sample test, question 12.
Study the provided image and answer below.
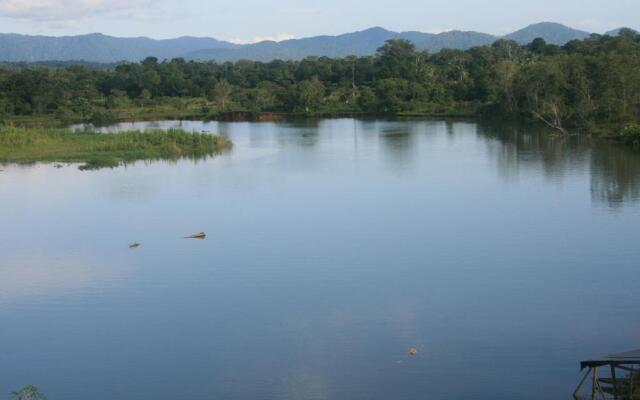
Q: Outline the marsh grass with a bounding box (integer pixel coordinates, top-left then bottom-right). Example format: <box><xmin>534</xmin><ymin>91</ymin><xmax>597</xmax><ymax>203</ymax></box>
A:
<box><xmin>0</xmin><ymin>127</ymin><xmax>231</xmax><ymax>169</ymax></box>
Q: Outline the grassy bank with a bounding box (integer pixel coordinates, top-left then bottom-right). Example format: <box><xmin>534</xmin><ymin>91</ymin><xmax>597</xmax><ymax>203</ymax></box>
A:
<box><xmin>0</xmin><ymin>127</ymin><xmax>232</xmax><ymax>169</ymax></box>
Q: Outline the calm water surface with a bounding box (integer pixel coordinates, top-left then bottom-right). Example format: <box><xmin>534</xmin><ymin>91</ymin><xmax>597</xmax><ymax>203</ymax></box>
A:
<box><xmin>2</xmin><ymin>119</ymin><xmax>640</xmax><ymax>400</ymax></box>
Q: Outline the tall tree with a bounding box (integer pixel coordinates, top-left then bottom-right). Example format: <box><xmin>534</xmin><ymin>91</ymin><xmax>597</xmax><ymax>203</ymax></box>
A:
<box><xmin>213</xmin><ymin>79</ymin><xmax>232</xmax><ymax>112</ymax></box>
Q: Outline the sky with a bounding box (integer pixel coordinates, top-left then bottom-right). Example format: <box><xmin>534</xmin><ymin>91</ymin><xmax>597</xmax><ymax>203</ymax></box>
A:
<box><xmin>0</xmin><ymin>0</ymin><xmax>638</xmax><ymax>43</ymax></box>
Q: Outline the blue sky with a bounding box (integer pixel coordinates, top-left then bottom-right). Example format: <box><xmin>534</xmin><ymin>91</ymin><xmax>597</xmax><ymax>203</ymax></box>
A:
<box><xmin>0</xmin><ymin>0</ymin><xmax>638</xmax><ymax>42</ymax></box>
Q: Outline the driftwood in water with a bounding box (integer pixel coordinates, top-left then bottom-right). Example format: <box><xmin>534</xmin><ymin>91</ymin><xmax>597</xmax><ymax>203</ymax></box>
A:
<box><xmin>184</xmin><ymin>232</ymin><xmax>207</xmax><ymax>239</ymax></box>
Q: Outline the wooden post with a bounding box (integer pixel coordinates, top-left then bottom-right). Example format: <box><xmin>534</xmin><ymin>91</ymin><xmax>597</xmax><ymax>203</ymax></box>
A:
<box><xmin>592</xmin><ymin>367</ymin><xmax>597</xmax><ymax>400</ymax></box>
<box><xmin>574</xmin><ymin>367</ymin><xmax>593</xmax><ymax>400</ymax></box>
<box><xmin>610</xmin><ymin>364</ymin><xmax>619</xmax><ymax>400</ymax></box>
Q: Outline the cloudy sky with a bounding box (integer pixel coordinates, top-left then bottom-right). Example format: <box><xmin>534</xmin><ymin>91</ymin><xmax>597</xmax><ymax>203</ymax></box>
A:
<box><xmin>0</xmin><ymin>0</ymin><xmax>638</xmax><ymax>42</ymax></box>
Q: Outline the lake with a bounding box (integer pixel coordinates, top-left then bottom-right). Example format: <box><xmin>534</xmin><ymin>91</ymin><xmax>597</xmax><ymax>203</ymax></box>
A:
<box><xmin>2</xmin><ymin>118</ymin><xmax>640</xmax><ymax>400</ymax></box>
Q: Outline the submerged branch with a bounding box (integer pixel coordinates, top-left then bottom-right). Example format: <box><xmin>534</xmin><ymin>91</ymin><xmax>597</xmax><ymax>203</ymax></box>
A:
<box><xmin>531</xmin><ymin>110</ymin><xmax>568</xmax><ymax>135</ymax></box>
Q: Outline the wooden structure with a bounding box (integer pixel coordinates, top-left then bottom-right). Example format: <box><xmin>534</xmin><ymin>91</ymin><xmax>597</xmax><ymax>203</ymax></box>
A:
<box><xmin>575</xmin><ymin>350</ymin><xmax>640</xmax><ymax>399</ymax></box>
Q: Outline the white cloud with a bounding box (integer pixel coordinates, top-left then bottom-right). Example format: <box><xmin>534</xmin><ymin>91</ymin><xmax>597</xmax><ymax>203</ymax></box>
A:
<box><xmin>424</xmin><ymin>27</ymin><xmax>452</xmax><ymax>34</ymax></box>
<box><xmin>229</xmin><ymin>33</ymin><xmax>296</xmax><ymax>45</ymax></box>
<box><xmin>0</xmin><ymin>0</ymin><xmax>159</xmax><ymax>21</ymax></box>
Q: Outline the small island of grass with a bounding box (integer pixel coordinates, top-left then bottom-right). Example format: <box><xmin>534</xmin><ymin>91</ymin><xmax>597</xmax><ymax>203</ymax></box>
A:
<box><xmin>0</xmin><ymin>127</ymin><xmax>232</xmax><ymax>170</ymax></box>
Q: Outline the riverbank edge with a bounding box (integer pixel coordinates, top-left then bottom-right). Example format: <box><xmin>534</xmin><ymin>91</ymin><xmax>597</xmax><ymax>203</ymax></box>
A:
<box><xmin>4</xmin><ymin>110</ymin><xmax>635</xmax><ymax>147</ymax></box>
<box><xmin>6</xmin><ymin>110</ymin><xmax>478</xmax><ymax>126</ymax></box>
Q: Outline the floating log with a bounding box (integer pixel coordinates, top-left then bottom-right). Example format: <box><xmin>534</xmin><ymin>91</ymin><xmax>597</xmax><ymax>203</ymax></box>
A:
<box><xmin>184</xmin><ymin>232</ymin><xmax>207</xmax><ymax>239</ymax></box>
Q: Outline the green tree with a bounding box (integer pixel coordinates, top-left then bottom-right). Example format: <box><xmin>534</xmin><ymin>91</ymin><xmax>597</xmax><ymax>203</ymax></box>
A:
<box><xmin>374</xmin><ymin>78</ymin><xmax>410</xmax><ymax>113</ymax></box>
<box><xmin>254</xmin><ymin>81</ymin><xmax>281</xmax><ymax>111</ymax></box>
<box><xmin>71</xmin><ymin>97</ymin><xmax>93</xmax><ymax>119</ymax></box>
<box><xmin>290</xmin><ymin>78</ymin><xmax>325</xmax><ymax>113</ymax></box>
<box><xmin>494</xmin><ymin>60</ymin><xmax>520</xmax><ymax>112</ymax></box>
<box><xmin>376</xmin><ymin>39</ymin><xmax>418</xmax><ymax>80</ymax></box>
<box><xmin>356</xmin><ymin>86</ymin><xmax>377</xmax><ymax>111</ymax></box>
<box><xmin>515</xmin><ymin>58</ymin><xmax>570</xmax><ymax>133</ymax></box>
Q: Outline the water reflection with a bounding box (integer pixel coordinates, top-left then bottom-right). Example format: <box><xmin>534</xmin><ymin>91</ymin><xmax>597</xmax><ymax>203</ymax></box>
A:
<box><xmin>480</xmin><ymin>122</ymin><xmax>592</xmax><ymax>181</ymax></box>
<box><xmin>74</xmin><ymin>118</ymin><xmax>640</xmax><ymax>208</ymax></box>
<box><xmin>478</xmin><ymin>122</ymin><xmax>640</xmax><ymax>207</ymax></box>
<box><xmin>591</xmin><ymin>143</ymin><xmax>640</xmax><ymax>207</ymax></box>
<box><xmin>380</xmin><ymin>122</ymin><xmax>418</xmax><ymax>172</ymax></box>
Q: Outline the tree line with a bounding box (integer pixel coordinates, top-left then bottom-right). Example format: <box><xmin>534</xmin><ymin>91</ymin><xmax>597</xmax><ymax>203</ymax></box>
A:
<box><xmin>0</xmin><ymin>29</ymin><xmax>639</xmax><ymax>134</ymax></box>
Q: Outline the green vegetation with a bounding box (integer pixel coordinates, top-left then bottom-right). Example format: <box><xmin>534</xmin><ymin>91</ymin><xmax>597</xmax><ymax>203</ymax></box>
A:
<box><xmin>11</xmin><ymin>385</ymin><xmax>46</xmax><ymax>400</ymax></box>
<box><xmin>621</xmin><ymin>123</ymin><xmax>640</xmax><ymax>145</ymax></box>
<box><xmin>0</xmin><ymin>127</ymin><xmax>231</xmax><ymax>169</ymax></box>
<box><xmin>0</xmin><ymin>30</ymin><xmax>638</xmax><ymax>137</ymax></box>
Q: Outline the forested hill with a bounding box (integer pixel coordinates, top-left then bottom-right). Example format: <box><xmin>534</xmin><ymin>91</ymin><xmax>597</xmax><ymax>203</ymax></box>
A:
<box><xmin>0</xmin><ymin>22</ymin><xmax>625</xmax><ymax>63</ymax></box>
<box><xmin>504</xmin><ymin>22</ymin><xmax>591</xmax><ymax>45</ymax></box>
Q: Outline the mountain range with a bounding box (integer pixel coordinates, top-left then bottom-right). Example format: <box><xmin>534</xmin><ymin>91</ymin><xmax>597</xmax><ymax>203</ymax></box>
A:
<box><xmin>0</xmin><ymin>22</ymin><xmax>634</xmax><ymax>64</ymax></box>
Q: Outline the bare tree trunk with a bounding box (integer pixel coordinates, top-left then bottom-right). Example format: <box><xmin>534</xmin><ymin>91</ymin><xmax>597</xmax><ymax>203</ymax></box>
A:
<box><xmin>352</xmin><ymin>61</ymin><xmax>357</xmax><ymax>99</ymax></box>
<box><xmin>532</xmin><ymin>104</ymin><xmax>568</xmax><ymax>134</ymax></box>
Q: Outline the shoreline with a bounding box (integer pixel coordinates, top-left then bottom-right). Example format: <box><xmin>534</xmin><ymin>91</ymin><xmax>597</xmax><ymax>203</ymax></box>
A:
<box><xmin>6</xmin><ymin>110</ymin><xmax>480</xmax><ymax>127</ymax></box>
<box><xmin>3</xmin><ymin>111</ymin><xmax>633</xmax><ymax>148</ymax></box>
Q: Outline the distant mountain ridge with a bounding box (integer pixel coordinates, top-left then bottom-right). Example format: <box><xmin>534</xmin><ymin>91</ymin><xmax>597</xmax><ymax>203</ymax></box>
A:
<box><xmin>0</xmin><ymin>22</ymin><xmax>633</xmax><ymax>63</ymax></box>
<box><xmin>184</xmin><ymin>27</ymin><xmax>499</xmax><ymax>61</ymax></box>
<box><xmin>0</xmin><ymin>33</ymin><xmax>239</xmax><ymax>63</ymax></box>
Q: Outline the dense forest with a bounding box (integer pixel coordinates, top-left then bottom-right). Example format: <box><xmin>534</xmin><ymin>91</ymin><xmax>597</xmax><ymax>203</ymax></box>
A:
<box><xmin>0</xmin><ymin>30</ymin><xmax>639</xmax><ymax>136</ymax></box>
